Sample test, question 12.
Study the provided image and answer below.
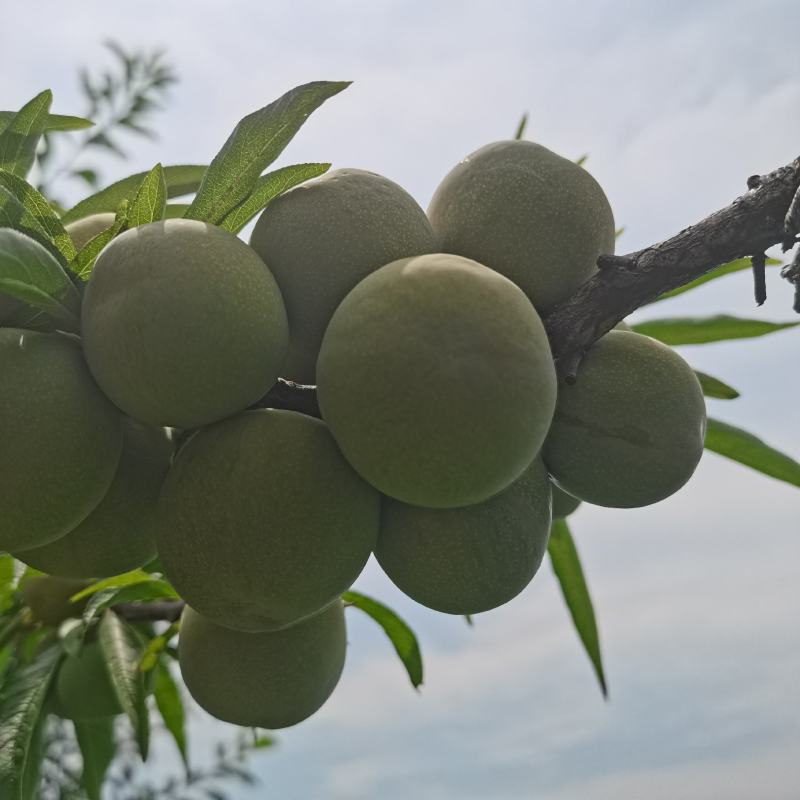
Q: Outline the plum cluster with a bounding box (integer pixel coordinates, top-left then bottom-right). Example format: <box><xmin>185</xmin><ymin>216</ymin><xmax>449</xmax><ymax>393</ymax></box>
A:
<box><xmin>0</xmin><ymin>140</ymin><xmax>706</xmax><ymax>729</ymax></box>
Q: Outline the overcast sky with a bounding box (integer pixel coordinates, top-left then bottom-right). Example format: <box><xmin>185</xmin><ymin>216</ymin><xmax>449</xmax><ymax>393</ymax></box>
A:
<box><xmin>4</xmin><ymin>2</ymin><xmax>799</xmax><ymax>798</ymax></box>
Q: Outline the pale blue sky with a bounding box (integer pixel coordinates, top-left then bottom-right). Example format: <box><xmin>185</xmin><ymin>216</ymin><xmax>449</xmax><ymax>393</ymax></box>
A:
<box><xmin>3</xmin><ymin>2</ymin><xmax>799</xmax><ymax>798</ymax></box>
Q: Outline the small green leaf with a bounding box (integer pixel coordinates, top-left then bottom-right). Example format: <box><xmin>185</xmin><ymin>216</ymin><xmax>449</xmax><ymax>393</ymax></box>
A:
<box><xmin>575</xmin><ymin>153</ymin><xmax>588</xmax><ymax>167</ymax></box>
<box><xmin>98</xmin><ymin>611</ymin><xmax>149</xmax><ymax>759</ymax></box>
<box><xmin>548</xmin><ymin>520</ymin><xmax>607</xmax><ymax>697</ymax></box>
<box><xmin>72</xmin><ymin>169</ymin><xmax>99</xmax><ymax>188</ymax></box>
<box><xmin>153</xmin><ymin>660</ymin><xmax>188</xmax><ymax>768</ymax></box>
<box><xmin>632</xmin><ymin>314</ymin><xmax>798</xmax><ymax>345</ymax></box>
<box><xmin>693</xmin><ymin>370</ymin><xmax>740</xmax><ymax>400</ymax></box>
<box><xmin>0</xmin><ymin>556</ymin><xmax>15</xmax><ymax>614</ymax></box>
<box><xmin>139</xmin><ymin>621</ymin><xmax>180</xmax><ymax>673</ymax></box>
<box><xmin>71</xmin><ymin>569</ymin><xmax>155</xmax><ymax>602</ymax></box>
<box><xmin>0</xmin><ymin>111</ymin><xmax>93</xmax><ymax>135</ymax></box>
<box><xmin>342</xmin><ymin>590</ymin><xmax>423</xmax><ymax>689</ymax></box>
<box><xmin>514</xmin><ymin>113</ymin><xmax>528</xmax><ymax>140</ymax></box>
<box><xmin>185</xmin><ymin>81</ymin><xmax>349</xmax><ymax>224</ymax></box>
<box><xmin>164</xmin><ymin>203</ymin><xmax>190</xmax><ymax>219</ymax></box>
<box><xmin>0</xmin><ymin>644</ymin><xmax>61</xmax><ymax>799</ymax></box>
<box><xmin>0</xmin><ymin>229</ymin><xmax>81</xmax><ymax>331</ymax></box>
<box><xmin>61</xmin><ymin>164</ymin><xmax>207</xmax><ymax>224</ymax></box>
<box><xmin>0</xmin><ymin>185</ymin><xmax>67</xmax><ymax>264</ymax></box>
<box><xmin>219</xmin><ymin>162</ymin><xmax>330</xmax><ymax>232</ymax></box>
<box><xmin>0</xmin><ymin>91</ymin><xmax>52</xmax><ymax>178</ymax></box>
<box><xmin>126</xmin><ymin>163</ymin><xmax>167</xmax><ymax>227</ymax></box>
<box><xmin>72</xmin><ymin>201</ymin><xmax>128</xmax><ymax>279</ymax></box>
<box><xmin>73</xmin><ymin>717</ymin><xmax>115</xmax><ymax>800</ymax></box>
<box><xmin>705</xmin><ymin>418</ymin><xmax>800</xmax><ymax>488</ymax></box>
<box><xmin>648</xmin><ymin>257</ymin><xmax>782</xmax><ymax>303</ymax></box>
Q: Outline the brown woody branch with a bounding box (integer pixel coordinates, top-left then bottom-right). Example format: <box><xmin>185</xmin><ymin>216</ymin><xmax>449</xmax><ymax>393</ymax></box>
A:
<box><xmin>114</xmin><ymin>600</ymin><xmax>184</xmax><ymax>622</ymax></box>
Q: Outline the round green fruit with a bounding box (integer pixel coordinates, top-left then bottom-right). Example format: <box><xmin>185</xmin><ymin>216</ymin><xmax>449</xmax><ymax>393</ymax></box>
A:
<box><xmin>544</xmin><ymin>331</ymin><xmax>706</xmax><ymax>508</ymax></box>
<box><xmin>53</xmin><ymin>641</ymin><xmax>123</xmax><ymax>720</ymax></box>
<box><xmin>376</xmin><ymin>458</ymin><xmax>552</xmax><ymax>615</ymax></box>
<box><xmin>0</xmin><ymin>292</ymin><xmax>21</xmax><ymax>322</ymax></box>
<box><xmin>551</xmin><ymin>482</ymin><xmax>582</xmax><ymax>519</ymax></box>
<box><xmin>317</xmin><ymin>253</ymin><xmax>557</xmax><ymax>508</ymax></box>
<box><xmin>65</xmin><ymin>212</ymin><xmax>116</xmax><ymax>250</ymax></box>
<box><xmin>157</xmin><ymin>409</ymin><xmax>379</xmax><ymax>632</ymax></box>
<box><xmin>20</xmin><ymin>576</ymin><xmax>89</xmax><ymax>627</ymax></box>
<box><xmin>249</xmin><ymin>168</ymin><xmax>438</xmax><ymax>383</ymax></box>
<box><xmin>179</xmin><ymin>601</ymin><xmax>346</xmax><ymax>729</ymax></box>
<box><xmin>428</xmin><ymin>140</ymin><xmax>615</xmax><ymax>312</ymax></box>
<box><xmin>81</xmin><ymin>219</ymin><xmax>289</xmax><ymax>428</ymax></box>
<box><xmin>0</xmin><ymin>329</ymin><xmax>123</xmax><ymax>551</ymax></box>
<box><xmin>15</xmin><ymin>420</ymin><xmax>173</xmax><ymax>578</ymax></box>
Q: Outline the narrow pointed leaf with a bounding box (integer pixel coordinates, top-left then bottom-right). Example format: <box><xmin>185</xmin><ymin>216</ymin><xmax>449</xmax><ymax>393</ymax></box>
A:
<box><xmin>0</xmin><ymin>91</ymin><xmax>52</xmax><ymax>178</ymax></box>
<box><xmin>126</xmin><ymin>163</ymin><xmax>167</xmax><ymax>227</ymax></box>
<box><xmin>0</xmin><ymin>170</ymin><xmax>75</xmax><ymax>261</ymax></box>
<box><xmin>61</xmin><ymin>165</ymin><xmax>207</xmax><ymax>224</ymax></box>
<box><xmin>0</xmin><ymin>111</ymin><xmax>93</xmax><ymax>135</ymax></box>
<box><xmin>514</xmin><ymin>113</ymin><xmax>528</xmax><ymax>140</ymax></box>
<box><xmin>632</xmin><ymin>314</ymin><xmax>798</xmax><ymax>345</ymax></box>
<box><xmin>98</xmin><ymin>611</ymin><xmax>149</xmax><ymax>759</ymax></box>
<box><xmin>705</xmin><ymin>418</ymin><xmax>800</xmax><ymax>487</ymax></box>
<box><xmin>693</xmin><ymin>370</ymin><xmax>740</xmax><ymax>400</ymax></box>
<box><xmin>342</xmin><ymin>590</ymin><xmax>423</xmax><ymax>689</ymax></box>
<box><xmin>0</xmin><ymin>644</ymin><xmax>61</xmax><ymax>799</ymax></box>
<box><xmin>219</xmin><ymin>162</ymin><xmax>330</xmax><ymax>232</ymax></box>
<box><xmin>153</xmin><ymin>661</ymin><xmax>188</xmax><ymax>768</ymax></box>
<box><xmin>72</xmin><ymin>201</ymin><xmax>128</xmax><ymax>279</ymax></box>
<box><xmin>548</xmin><ymin>520</ymin><xmax>607</xmax><ymax>697</ymax></box>
<box><xmin>74</xmin><ymin>717</ymin><xmax>115</xmax><ymax>800</ymax></box>
<box><xmin>0</xmin><ymin>185</ymin><xmax>67</xmax><ymax>264</ymax></box>
<box><xmin>185</xmin><ymin>80</ymin><xmax>349</xmax><ymax>224</ymax></box>
<box><xmin>71</xmin><ymin>569</ymin><xmax>161</xmax><ymax>602</ymax></box>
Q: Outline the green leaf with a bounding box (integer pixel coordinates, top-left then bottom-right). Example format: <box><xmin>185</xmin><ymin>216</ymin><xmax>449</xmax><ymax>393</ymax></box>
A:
<box><xmin>164</xmin><ymin>203</ymin><xmax>189</xmax><ymax>219</ymax></box>
<box><xmin>0</xmin><ymin>556</ymin><xmax>15</xmax><ymax>614</ymax></box>
<box><xmin>548</xmin><ymin>519</ymin><xmax>607</xmax><ymax>697</ymax></box>
<box><xmin>631</xmin><ymin>314</ymin><xmax>799</xmax><ymax>345</ymax></box>
<box><xmin>0</xmin><ymin>170</ymin><xmax>75</xmax><ymax>262</ymax></box>
<box><xmin>72</xmin><ymin>200</ymin><xmax>128</xmax><ymax>279</ymax></box>
<box><xmin>73</xmin><ymin>717</ymin><xmax>115</xmax><ymax>800</ymax></box>
<box><xmin>126</xmin><ymin>163</ymin><xmax>167</xmax><ymax>227</ymax></box>
<box><xmin>704</xmin><ymin>418</ymin><xmax>800</xmax><ymax>488</ymax></box>
<box><xmin>185</xmin><ymin>81</ymin><xmax>349</xmax><ymax>224</ymax></box>
<box><xmin>0</xmin><ymin>111</ymin><xmax>93</xmax><ymax>135</ymax></box>
<box><xmin>61</xmin><ymin>164</ymin><xmax>207</xmax><ymax>224</ymax></box>
<box><xmin>98</xmin><ymin>611</ymin><xmax>149</xmax><ymax>759</ymax></box>
<box><xmin>514</xmin><ymin>113</ymin><xmax>528</xmax><ymax>140</ymax></box>
<box><xmin>219</xmin><ymin>162</ymin><xmax>330</xmax><ymax>233</ymax></box>
<box><xmin>0</xmin><ymin>185</ymin><xmax>68</xmax><ymax>264</ymax></box>
<box><xmin>342</xmin><ymin>590</ymin><xmax>423</xmax><ymax>689</ymax></box>
<box><xmin>79</xmin><ymin>581</ymin><xmax>178</xmax><ymax>634</ymax></box>
<box><xmin>0</xmin><ymin>91</ymin><xmax>52</xmax><ymax>178</ymax></box>
<box><xmin>153</xmin><ymin>660</ymin><xmax>188</xmax><ymax>768</ymax></box>
<box><xmin>139</xmin><ymin>622</ymin><xmax>180</xmax><ymax>673</ymax></box>
<box><xmin>693</xmin><ymin>370</ymin><xmax>740</xmax><ymax>400</ymax></box>
<box><xmin>0</xmin><ymin>229</ymin><xmax>81</xmax><ymax>331</ymax></box>
<box><xmin>71</xmin><ymin>569</ymin><xmax>173</xmax><ymax>602</ymax></box>
<box><xmin>648</xmin><ymin>257</ymin><xmax>782</xmax><ymax>303</ymax></box>
<box><xmin>0</xmin><ymin>644</ymin><xmax>61</xmax><ymax>799</ymax></box>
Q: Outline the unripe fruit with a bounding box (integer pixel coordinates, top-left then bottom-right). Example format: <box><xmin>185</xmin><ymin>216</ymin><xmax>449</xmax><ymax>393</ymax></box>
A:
<box><xmin>19</xmin><ymin>576</ymin><xmax>89</xmax><ymax>627</ymax></box>
<box><xmin>544</xmin><ymin>331</ymin><xmax>706</xmax><ymax>508</ymax></box>
<box><xmin>15</xmin><ymin>421</ymin><xmax>173</xmax><ymax>578</ymax></box>
<box><xmin>0</xmin><ymin>329</ymin><xmax>123</xmax><ymax>551</ymax></box>
<box><xmin>81</xmin><ymin>219</ymin><xmax>289</xmax><ymax>428</ymax></box>
<box><xmin>0</xmin><ymin>292</ymin><xmax>20</xmax><ymax>322</ymax></box>
<box><xmin>317</xmin><ymin>253</ymin><xmax>557</xmax><ymax>508</ymax></box>
<box><xmin>53</xmin><ymin>641</ymin><xmax>122</xmax><ymax>720</ymax></box>
<box><xmin>249</xmin><ymin>168</ymin><xmax>438</xmax><ymax>384</ymax></box>
<box><xmin>376</xmin><ymin>458</ymin><xmax>552</xmax><ymax>615</ymax></box>
<box><xmin>157</xmin><ymin>409</ymin><xmax>379</xmax><ymax>632</ymax></box>
<box><xmin>428</xmin><ymin>140</ymin><xmax>615</xmax><ymax>312</ymax></box>
<box><xmin>551</xmin><ymin>483</ymin><xmax>582</xmax><ymax>519</ymax></box>
<box><xmin>64</xmin><ymin>212</ymin><xmax>116</xmax><ymax>250</ymax></box>
<box><xmin>178</xmin><ymin>601</ymin><xmax>346</xmax><ymax>729</ymax></box>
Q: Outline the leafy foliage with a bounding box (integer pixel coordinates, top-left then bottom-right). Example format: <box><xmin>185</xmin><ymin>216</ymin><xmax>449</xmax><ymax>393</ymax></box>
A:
<box><xmin>632</xmin><ymin>314</ymin><xmax>798</xmax><ymax>345</ymax></box>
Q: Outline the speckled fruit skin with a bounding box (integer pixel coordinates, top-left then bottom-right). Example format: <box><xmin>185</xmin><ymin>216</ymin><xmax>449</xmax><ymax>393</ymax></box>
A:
<box><xmin>317</xmin><ymin>253</ymin><xmax>557</xmax><ymax>509</ymax></box>
<box><xmin>376</xmin><ymin>458</ymin><xmax>553</xmax><ymax>615</ymax></box>
<box><xmin>54</xmin><ymin>641</ymin><xmax>123</xmax><ymax>720</ymax></box>
<box><xmin>20</xmin><ymin>576</ymin><xmax>89</xmax><ymax>627</ymax></box>
<box><xmin>16</xmin><ymin>420</ymin><xmax>173</xmax><ymax>578</ymax></box>
<box><xmin>544</xmin><ymin>331</ymin><xmax>707</xmax><ymax>508</ymax></box>
<box><xmin>249</xmin><ymin>168</ymin><xmax>438</xmax><ymax>384</ymax></box>
<box><xmin>157</xmin><ymin>409</ymin><xmax>379</xmax><ymax>632</ymax></box>
<box><xmin>428</xmin><ymin>140</ymin><xmax>616</xmax><ymax>312</ymax></box>
<box><xmin>551</xmin><ymin>482</ymin><xmax>582</xmax><ymax>519</ymax></box>
<box><xmin>65</xmin><ymin>212</ymin><xmax>116</xmax><ymax>249</ymax></box>
<box><xmin>0</xmin><ymin>329</ymin><xmax>123</xmax><ymax>551</ymax></box>
<box><xmin>81</xmin><ymin>219</ymin><xmax>289</xmax><ymax>428</ymax></box>
<box><xmin>179</xmin><ymin>601</ymin><xmax>346</xmax><ymax>729</ymax></box>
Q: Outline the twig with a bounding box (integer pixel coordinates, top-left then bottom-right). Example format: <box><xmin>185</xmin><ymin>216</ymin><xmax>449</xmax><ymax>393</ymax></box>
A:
<box><xmin>114</xmin><ymin>600</ymin><xmax>184</xmax><ymax>622</ymax></box>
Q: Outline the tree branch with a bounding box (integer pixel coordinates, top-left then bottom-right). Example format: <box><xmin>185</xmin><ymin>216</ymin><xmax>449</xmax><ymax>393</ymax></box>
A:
<box><xmin>114</xmin><ymin>600</ymin><xmax>184</xmax><ymax>622</ymax></box>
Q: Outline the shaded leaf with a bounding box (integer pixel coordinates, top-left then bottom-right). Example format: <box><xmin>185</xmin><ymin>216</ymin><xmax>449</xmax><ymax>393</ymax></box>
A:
<box><xmin>548</xmin><ymin>519</ymin><xmax>607</xmax><ymax>697</ymax></box>
<box><xmin>0</xmin><ymin>91</ymin><xmax>52</xmax><ymax>178</ymax></box>
<box><xmin>0</xmin><ymin>111</ymin><xmax>93</xmax><ymax>134</ymax></box>
<box><xmin>514</xmin><ymin>113</ymin><xmax>528</xmax><ymax>140</ymax></box>
<box><xmin>71</xmin><ymin>570</ymin><xmax>175</xmax><ymax>602</ymax></box>
<box><xmin>74</xmin><ymin>717</ymin><xmax>115</xmax><ymax>800</ymax></box>
<box><xmin>72</xmin><ymin>201</ymin><xmax>128</xmax><ymax>279</ymax></box>
<box><xmin>72</xmin><ymin>169</ymin><xmax>99</xmax><ymax>188</ymax></box>
<box><xmin>219</xmin><ymin>162</ymin><xmax>330</xmax><ymax>232</ymax></box>
<box><xmin>342</xmin><ymin>590</ymin><xmax>423</xmax><ymax>689</ymax></box>
<box><xmin>126</xmin><ymin>163</ymin><xmax>167</xmax><ymax>227</ymax></box>
<box><xmin>61</xmin><ymin>165</ymin><xmax>207</xmax><ymax>224</ymax></box>
<box><xmin>153</xmin><ymin>661</ymin><xmax>188</xmax><ymax>768</ymax></box>
<box><xmin>0</xmin><ymin>556</ymin><xmax>15</xmax><ymax>614</ymax></box>
<box><xmin>705</xmin><ymin>418</ymin><xmax>800</xmax><ymax>488</ymax></box>
<box><xmin>185</xmin><ymin>81</ymin><xmax>348</xmax><ymax>224</ymax></box>
<box><xmin>693</xmin><ymin>370</ymin><xmax>740</xmax><ymax>400</ymax></box>
<box><xmin>632</xmin><ymin>314</ymin><xmax>798</xmax><ymax>345</ymax></box>
<box><xmin>98</xmin><ymin>611</ymin><xmax>149</xmax><ymax>759</ymax></box>
<box><xmin>0</xmin><ymin>185</ymin><xmax>68</xmax><ymax>264</ymax></box>
<box><xmin>164</xmin><ymin>203</ymin><xmax>189</xmax><ymax>218</ymax></box>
